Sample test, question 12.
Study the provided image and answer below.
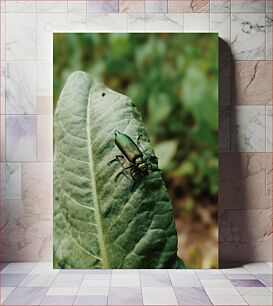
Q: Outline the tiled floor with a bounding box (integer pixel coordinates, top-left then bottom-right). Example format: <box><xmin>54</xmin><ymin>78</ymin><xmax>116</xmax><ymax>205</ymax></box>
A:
<box><xmin>0</xmin><ymin>262</ymin><xmax>272</xmax><ymax>305</ymax></box>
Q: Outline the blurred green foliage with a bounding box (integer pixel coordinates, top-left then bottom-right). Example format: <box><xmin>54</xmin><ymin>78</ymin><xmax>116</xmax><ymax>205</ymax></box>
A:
<box><xmin>54</xmin><ymin>33</ymin><xmax>218</xmax><ymax>268</ymax></box>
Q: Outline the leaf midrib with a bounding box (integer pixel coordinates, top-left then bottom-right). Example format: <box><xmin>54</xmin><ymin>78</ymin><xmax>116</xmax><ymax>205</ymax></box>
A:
<box><xmin>86</xmin><ymin>89</ymin><xmax>109</xmax><ymax>268</ymax></box>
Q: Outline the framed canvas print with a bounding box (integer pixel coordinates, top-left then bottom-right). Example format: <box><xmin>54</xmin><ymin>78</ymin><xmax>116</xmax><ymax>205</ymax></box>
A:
<box><xmin>53</xmin><ymin>33</ymin><xmax>218</xmax><ymax>269</ymax></box>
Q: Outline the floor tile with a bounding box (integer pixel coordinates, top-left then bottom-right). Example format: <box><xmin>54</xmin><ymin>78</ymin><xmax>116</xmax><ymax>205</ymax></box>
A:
<box><xmin>19</xmin><ymin>273</ymin><xmax>57</xmax><ymax>287</ymax></box>
<box><xmin>254</xmin><ymin>274</ymin><xmax>273</xmax><ymax>287</ymax></box>
<box><xmin>83</xmin><ymin>273</ymin><xmax>111</xmax><ymax>280</ymax></box>
<box><xmin>85</xmin><ymin>269</ymin><xmax>112</xmax><ymax>275</ymax></box>
<box><xmin>201</xmin><ymin>280</ymin><xmax>233</xmax><ymax>287</ymax></box>
<box><xmin>108</xmin><ymin>287</ymin><xmax>143</xmax><ymax>305</ymax></box>
<box><xmin>59</xmin><ymin>269</ymin><xmax>89</xmax><ymax>274</ymax></box>
<box><xmin>208</xmin><ymin>295</ymin><xmax>247</xmax><ymax>305</ymax></box>
<box><xmin>29</xmin><ymin>262</ymin><xmax>59</xmax><ymax>274</ymax></box>
<box><xmin>82</xmin><ymin>279</ymin><xmax>110</xmax><ymax>287</ymax></box>
<box><xmin>140</xmin><ymin>272</ymin><xmax>171</xmax><ymax>287</ymax></box>
<box><xmin>77</xmin><ymin>287</ymin><xmax>109</xmax><ymax>296</ymax></box>
<box><xmin>174</xmin><ymin>287</ymin><xmax>212</xmax><ymax>305</ymax></box>
<box><xmin>204</xmin><ymin>286</ymin><xmax>240</xmax><ymax>296</ymax></box>
<box><xmin>169</xmin><ymin>273</ymin><xmax>202</xmax><ymax>287</ymax></box>
<box><xmin>111</xmin><ymin>269</ymin><xmax>139</xmax><ymax>274</ymax></box>
<box><xmin>0</xmin><ymin>263</ymin><xmax>9</xmax><ymax>272</ymax></box>
<box><xmin>1</xmin><ymin>274</ymin><xmax>27</xmax><ymax>286</ymax></box>
<box><xmin>243</xmin><ymin>295</ymin><xmax>272</xmax><ymax>305</ymax></box>
<box><xmin>3</xmin><ymin>287</ymin><xmax>48</xmax><ymax>305</ymax></box>
<box><xmin>110</xmin><ymin>274</ymin><xmax>140</xmax><ymax>287</ymax></box>
<box><xmin>237</xmin><ymin>286</ymin><xmax>272</xmax><ymax>295</ymax></box>
<box><xmin>46</xmin><ymin>287</ymin><xmax>78</xmax><ymax>296</ymax></box>
<box><xmin>244</xmin><ymin>263</ymin><xmax>272</xmax><ymax>274</ymax></box>
<box><xmin>1</xmin><ymin>263</ymin><xmax>36</xmax><ymax>274</ymax></box>
<box><xmin>52</xmin><ymin>274</ymin><xmax>84</xmax><ymax>287</ymax></box>
<box><xmin>225</xmin><ymin>274</ymin><xmax>255</xmax><ymax>280</ymax></box>
<box><xmin>41</xmin><ymin>295</ymin><xmax>75</xmax><ymax>305</ymax></box>
<box><xmin>230</xmin><ymin>279</ymin><xmax>265</xmax><ymax>287</ymax></box>
<box><xmin>222</xmin><ymin>267</ymin><xmax>252</xmax><ymax>274</ymax></box>
<box><xmin>1</xmin><ymin>287</ymin><xmax>15</xmax><ymax>303</ymax></box>
<box><xmin>142</xmin><ymin>287</ymin><xmax>178</xmax><ymax>305</ymax></box>
<box><xmin>74</xmin><ymin>295</ymin><xmax>108</xmax><ymax>305</ymax></box>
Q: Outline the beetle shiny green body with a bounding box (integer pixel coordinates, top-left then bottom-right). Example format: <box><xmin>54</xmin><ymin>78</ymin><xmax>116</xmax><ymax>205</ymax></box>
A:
<box><xmin>108</xmin><ymin>130</ymin><xmax>160</xmax><ymax>189</ymax></box>
<box><xmin>114</xmin><ymin>130</ymin><xmax>143</xmax><ymax>163</ymax></box>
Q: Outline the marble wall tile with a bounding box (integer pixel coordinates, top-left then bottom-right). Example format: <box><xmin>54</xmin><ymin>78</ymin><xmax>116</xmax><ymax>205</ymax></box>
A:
<box><xmin>5</xmin><ymin>61</ymin><xmax>36</xmax><ymax>114</ymax></box>
<box><xmin>168</xmin><ymin>0</ymin><xmax>209</xmax><ymax>13</ymax></box>
<box><xmin>210</xmin><ymin>13</ymin><xmax>231</xmax><ymax>59</ymax></box>
<box><xmin>219</xmin><ymin>106</ymin><xmax>230</xmax><ymax>152</ymax></box>
<box><xmin>266</xmin><ymin>106</ymin><xmax>272</xmax><ymax>152</ymax></box>
<box><xmin>219</xmin><ymin>153</ymin><xmax>272</xmax><ymax>210</ymax></box>
<box><xmin>6</xmin><ymin>13</ymin><xmax>36</xmax><ymax>60</ymax></box>
<box><xmin>0</xmin><ymin>0</ymin><xmax>6</xmax><ymax>12</ymax></box>
<box><xmin>219</xmin><ymin>209</ymin><xmax>272</xmax><ymax>263</ymax></box>
<box><xmin>146</xmin><ymin>0</ymin><xmax>167</xmax><ymax>13</ymax></box>
<box><xmin>68</xmin><ymin>0</ymin><xmax>87</xmax><ymax>13</ymax></box>
<box><xmin>144</xmin><ymin>13</ymin><xmax>183</xmax><ymax>32</ymax></box>
<box><xmin>6</xmin><ymin>115</ymin><xmax>36</xmax><ymax>162</ymax></box>
<box><xmin>37</xmin><ymin>13</ymin><xmax>67</xmax><ymax>61</ymax></box>
<box><xmin>1</xmin><ymin>12</ymin><xmax>6</xmax><ymax>60</ymax></box>
<box><xmin>231</xmin><ymin>13</ymin><xmax>266</xmax><ymax>60</ymax></box>
<box><xmin>37</xmin><ymin>115</ymin><xmax>53</xmax><ymax>162</ymax></box>
<box><xmin>37</xmin><ymin>1</ymin><xmax>67</xmax><ymax>13</ymax></box>
<box><xmin>3</xmin><ymin>163</ymin><xmax>22</xmax><ymax>200</ymax></box>
<box><xmin>266</xmin><ymin>13</ymin><xmax>272</xmax><ymax>60</ymax></box>
<box><xmin>6</xmin><ymin>1</ymin><xmax>37</xmax><ymax>13</ymax></box>
<box><xmin>87</xmin><ymin>0</ymin><xmax>118</xmax><ymax>13</ymax></box>
<box><xmin>219</xmin><ymin>60</ymin><xmax>230</xmax><ymax>105</ymax></box>
<box><xmin>119</xmin><ymin>0</ymin><xmax>144</xmax><ymax>13</ymax></box>
<box><xmin>210</xmin><ymin>0</ymin><xmax>231</xmax><ymax>13</ymax></box>
<box><xmin>266</xmin><ymin>0</ymin><xmax>272</xmax><ymax>12</ymax></box>
<box><xmin>1</xmin><ymin>115</ymin><xmax>5</xmax><ymax>161</ymax></box>
<box><xmin>37</xmin><ymin>62</ymin><xmax>52</xmax><ymax>97</ymax></box>
<box><xmin>231</xmin><ymin>106</ymin><xmax>266</xmax><ymax>152</ymax></box>
<box><xmin>231</xmin><ymin>61</ymin><xmax>272</xmax><ymax>105</ymax></box>
<box><xmin>37</xmin><ymin>96</ymin><xmax>53</xmax><ymax>115</ymax></box>
<box><xmin>184</xmin><ymin>13</ymin><xmax>209</xmax><ymax>32</ymax></box>
<box><xmin>87</xmin><ymin>13</ymin><xmax>127</xmax><ymax>31</ymax></box>
<box><xmin>128</xmin><ymin>13</ymin><xmax>145</xmax><ymax>32</ymax></box>
<box><xmin>68</xmin><ymin>13</ymin><xmax>87</xmax><ymax>31</ymax></box>
<box><xmin>231</xmin><ymin>0</ymin><xmax>266</xmax><ymax>13</ymax></box>
<box><xmin>1</xmin><ymin>62</ymin><xmax>6</xmax><ymax>114</ymax></box>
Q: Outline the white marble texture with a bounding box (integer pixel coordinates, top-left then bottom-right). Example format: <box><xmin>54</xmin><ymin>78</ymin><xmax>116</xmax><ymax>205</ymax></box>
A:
<box><xmin>37</xmin><ymin>115</ymin><xmax>53</xmax><ymax>162</ymax></box>
<box><xmin>127</xmin><ymin>13</ymin><xmax>145</xmax><ymax>32</ymax></box>
<box><xmin>146</xmin><ymin>0</ymin><xmax>167</xmax><ymax>13</ymax></box>
<box><xmin>142</xmin><ymin>287</ymin><xmax>178</xmax><ymax>305</ymax></box>
<box><xmin>231</xmin><ymin>106</ymin><xmax>266</xmax><ymax>152</ymax></box>
<box><xmin>5</xmin><ymin>61</ymin><xmax>36</xmax><ymax>114</ymax></box>
<box><xmin>1</xmin><ymin>115</ymin><xmax>5</xmax><ymax>161</ymax></box>
<box><xmin>4</xmin><ymin>162</ymin><xmax>21</xmax><ymax>199</ymax></box>
<box><xmin>144</xmin><ymin>13</ymin><xmax>183</xmax><ymax>32</ymax></box>
<box><xmin>37</xmin><ymin>13</ymin><xmax>67</xmax><ymax>61</ymax></box>
<box><xmin>210</xmin><ymin>13</ymin><xmax>231</xmax><ymax>44</ymax></box>
<box><xmin>231</xmin><ymin>0</ymin><xmax>266</xmax><ymax>13</ymax></box>
<box><xmin>68</xmin><ymin>1</ymin><xmax>87</xmax><ymax>13</ymax></box>
<box><xmin>37</xmin><ymin>61</ymin><xmax>52</xmax><ymax>97</ymax></box>
<box><xmin>1</xmin><ymin>62</ymin><xmax>5</xmax><ymax>113</ymax></box>
<box><xmin>1</xmin><ymin>13</ymin><xmax>6</xmax><ymax>60</ymax></box>
<box><xmin>87</xmin><ymin>13</ymin><xmax>127</xmax><ymax>32</ymax></box>
<box><xmin>37</xmin><ymin>1</ymin><xmax>67</xmax><ymax>13</ymax></box>
<box><xmin>210</xmin><ymin>0</ymin><xmax>231</xmax><ymax>13</ymax></box>
<box><xmin>266</xmin><ymin>13</ymin><xmax>272</xmax><ymax>60</ymax></box>
<box><xmin>68</xmin><ymin>13</ymin><xmax>87</xmax><ymax>31</ymax></box>
<box><xmin>6</xmin><ymin>13</ymin><xmax>36</xmax><ymax>60</ymax></box>
<box><xmin>266</xmin><ymin>106</ymin><xmax>272</xmax><ymax>152</ymax></box>
<box><xmin>231</xmin><ymin>13</ymin><xmax>266</xmax><ymax>60</ymax></box>
<box><xmin>266</xmin><ymin>0</ymin><xmax>272</xmax><ymax>12</ymax></box>
<box><xmin>6</xmin><ymin>115</ymin><xmax>36</xmax><ymax>161</ymax></box>
<box><xmin>6</xmin><ymin>1</ymin><xmax>37</xmax><ymax>13</ymax></box>
<box><xmin>87</xmin><ymin>0</ymin><xmax>118</xmax><ymax>13</ymax></box>
<box><xmin>184</xmin><ymin>13</ymin><xmax>209</xmax><ymax>32</ymax></box>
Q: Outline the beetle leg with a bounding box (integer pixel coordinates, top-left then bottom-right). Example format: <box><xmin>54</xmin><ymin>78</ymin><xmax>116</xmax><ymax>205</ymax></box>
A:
<box><xmin>114</xmin><ymin>165</ymin><xmax>134</xmax><ymax>182</ymax></box>
<box><xmin>107</xmin><ymin>155</ymin><xmax>125</xmax><ymax>166</ymax></box>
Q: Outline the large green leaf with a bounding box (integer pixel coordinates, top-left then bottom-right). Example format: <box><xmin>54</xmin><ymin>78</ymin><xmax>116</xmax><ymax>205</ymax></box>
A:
<box><xmin>53</xmin><ymin>71</ymin><xmax>185</xmax><ymax>269</ymax></box>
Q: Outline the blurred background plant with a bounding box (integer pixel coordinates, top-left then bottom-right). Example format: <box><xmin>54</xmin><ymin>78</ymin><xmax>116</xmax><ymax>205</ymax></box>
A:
<box><xmin>54</xmin><ymin>33</ymin><xmax>218</xmax><ymax>268</ymax></box>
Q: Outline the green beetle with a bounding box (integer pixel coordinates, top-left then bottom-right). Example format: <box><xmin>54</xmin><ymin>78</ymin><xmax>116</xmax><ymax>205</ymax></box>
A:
<box><xmin>108</xmin><ymin>130</ymin><xmax>160</xmax><ymax>188</ymax></box>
